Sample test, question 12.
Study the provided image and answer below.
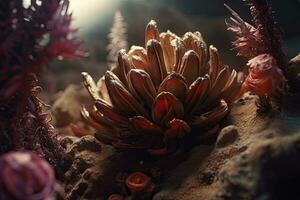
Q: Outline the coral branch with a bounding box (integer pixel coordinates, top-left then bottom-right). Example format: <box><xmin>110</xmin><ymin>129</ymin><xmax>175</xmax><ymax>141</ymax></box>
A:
<box><xmin>224</xmin><ymin>4</ymin><xmax>265</xmax><ymax>59</ymax></box>
<box><xmin>245</xmin><ymin>0</ymin><xmax>287</xmax><ymax>69</ymax></box>
<box><xmin>107</xmin><ymin>10</ymin><xmax>128</xmax><ymax>69</ymax></box>
<box><xmin>0</xmin><ymin>0</ymin><xmax>84</xmax><ymax>173</ymax></box>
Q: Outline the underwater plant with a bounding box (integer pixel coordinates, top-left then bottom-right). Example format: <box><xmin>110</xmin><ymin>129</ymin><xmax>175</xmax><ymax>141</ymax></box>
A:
<box><xmin>81</xmin><ymin>20</ymin><xmax>241</xmax><ymax>156</ymax></box>
<box><xmin>107</xmin><ymin>10</ymin><xmax>128</xmax><ymax>69</ymax></box>
<box><xmin>0</xmin><ymin>151</ymin><xmax>59</xmax><ymax>200</ymax></box>
<box><xmin>225</xmin><ymin>0</ymin><xmax>287</xmax><ymax>111</ymax></box>
<box><xmin>0</xmin><ymin>0</ymin><xmax>84</xmax><ymax>170</ymax></box>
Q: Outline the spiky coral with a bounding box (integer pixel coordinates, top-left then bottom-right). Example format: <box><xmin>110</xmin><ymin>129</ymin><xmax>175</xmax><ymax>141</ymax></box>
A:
<box><xmin>107</xmin><ymin>10</ymin><xmax>128</xmax><ymax>69</ymax></box>
<box><xmin>246</xmin><ymin>0</ymin><xmax>286</xmax><ymax>68</ymax></box>
<box><xmin>0</xmin><ymin>0</ymin><xmax>84</xmax><ymax>171</ymax></box>
<box><xmin>225</xmin><ymin>0</ymin><xmax>286</xmax><ymax>66</ymax></box>
<box><xmin>225</xmin><ymin>0</ymin><xmax>286</xmax><ymax>111</ymax></box>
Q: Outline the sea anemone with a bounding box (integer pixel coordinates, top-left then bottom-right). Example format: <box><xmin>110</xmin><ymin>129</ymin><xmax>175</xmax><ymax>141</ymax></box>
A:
<box><xmin>0</xmin><ymin>151</ymin><xmax>58</xmax><ymax>200</ymax></box>
<box><xmin>241</xmin><ymin>54</ymin><xmax>285</xmax><ymax>110</ymax></box>
<box><xmin>81</xmin><ymin>20</ymin><xmax>241</xmax><ymax>156</ymax></box>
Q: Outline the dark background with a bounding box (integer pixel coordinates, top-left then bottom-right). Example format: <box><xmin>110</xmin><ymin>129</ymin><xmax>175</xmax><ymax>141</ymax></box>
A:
<box><xmin>46</xmin><ymin>0</ymin><xmax>300</xmax><ymax>96</ymax></box>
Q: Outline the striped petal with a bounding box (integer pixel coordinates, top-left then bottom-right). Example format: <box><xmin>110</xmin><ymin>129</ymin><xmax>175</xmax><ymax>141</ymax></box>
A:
<box><xmin>192</xmin><ymin>100</ymin><xmax>229</xmax><ymax>127</ymax></box>
<box><xmin>82</xmin><ymin>72</ymin><xmax>100</xmax><ymax>101</ymax></box>
<box><xmin>173</xmin><ymin>39</ymin><xmax>186</xmax><ymax>72</ymax></box>
<box><xmin>209</xmin><ymin>45</ymin><xmax>222</xmax><ymax>85</ymax></box>
<box><xmin>96</xmin><ymin>76</ymin><xmax>111</xmax><ymax>104</ymax></box>
<box><xmin>114</xmin><ymin>50</ymin><xmax>131</xmax><ymax>86</ymax></box>
<box><xmin>146</xmin><ymin>39</ymin><xmax>168</xmax><ymax>87</ymax></box>
<box><xmin>204</xmin><ymin>67</ymin><xmax>230</xmax><ymax>106</ymax></box>
<box><xmin>105</xmin><ymin>71</ymin><xmax>149</xmax><ymax>117</ymax></box>
<box><xmin>152</xmin><ymin>92</ymin><xmax>184</xmax><ymax>126</ymax></box>
<box><xmin>158</xmin><ymin>72</ymin><xmax>188</xmax><ymax>102</ymax></box>
<box><xmin>89</xmin><ymin>105</ymin><xmax>114</xmax><ymax>127</ymax></box>
<box><xmin>94</xmin><ymin>99</ymin><xmax>128</xmax><ymax>127</ymax></box>
<box><xmin>129</xmin><ymin>116</ymin><xmax>163</xmax><ymax>135</ymax></box>
<box><xmin>81</xmin><ymin>106</ymin><xmax>116</xmax><ymax>135</ymax></box>
<box><xmin>182</xmin><ymin>32</ymin><xmax>207</xmax><ymax>70</ymax></box>
<box><xmin>128</xmin><ymin>69</ymin><xmax>156</xmax><ymax>108</ymax></box>
<box><xmin>221</xmin><ymin>70</ymin><xmax>242</xmax><ymax>104</ymax></box>
<box><xmin>145</xmin><ymin>20</ymin><xmax>160</xmax><ymax>45</ymax></box>
<box><xmin>178</xmin><ymin>50</ymin><xmax>201</xmax><ymax>85</ymax></box>
<box><xmin>160</xmin><ymin>31</ymin><xmax>178</xmax><ymax>72</ymax></box>
<box><xmin>128</xmin><ymin>46</ymin><xmax>149</xmax><ymax>70</ymax></box>
<box><xmin>185</xmin><ymin>75</ymin><xmax>210</xmax><ymax>114</ymax></box>
<box><xmin>164</xmin><ymin>119</ymin><xmax>191</xmax><ymax>139</ymax></box>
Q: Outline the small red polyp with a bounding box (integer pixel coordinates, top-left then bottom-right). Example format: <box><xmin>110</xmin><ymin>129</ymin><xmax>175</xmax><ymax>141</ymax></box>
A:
<box><xmin>107</xmin><ymin>194</ymin><xmax>124</xmax><ymax>200</ymax></box>
<box><xmin>126</xmin><ymin>172</ymin><xmax>151</xmax><ymax>193</ymax></box>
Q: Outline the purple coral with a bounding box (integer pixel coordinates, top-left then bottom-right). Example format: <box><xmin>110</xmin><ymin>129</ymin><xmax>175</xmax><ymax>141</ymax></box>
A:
<box><xmin>0</xmin><ymin>0</ymin><xmax>84</xmax><ymax>171</ymax></box>
<box><xmin>0</xmin><ymin>151</ymin><xmax>58</xmax><ymax>200</ymax></box>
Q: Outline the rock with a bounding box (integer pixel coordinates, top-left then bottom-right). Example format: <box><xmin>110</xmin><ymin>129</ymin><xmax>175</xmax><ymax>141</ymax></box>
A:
<box><xmin>287</xmin><ymin>53</ymin><xmax>300</xmax><ymax>80</ymax></box>
<box><xmin>61</xmin><ymin>94</ymin><xmax>300</xmax><ymax>200</ymax></box>
<box><xmin>52</xmin><ymin>84</ymin><xmax>93</xmax><ymax>128</ymax></box>
<box><xmin>216</xmin><ymin>125</ymin><xmax>239</xmax><ymax>148</ymax></box>
<box><xmin>64</xmin><ymin>136</ymin><xmax>114</xmax><ymax>200</ymax></box>
<box><xmin>216</xmin><ymin>134</ymin><xmax>300</xmax><ymax>200</ymax></box>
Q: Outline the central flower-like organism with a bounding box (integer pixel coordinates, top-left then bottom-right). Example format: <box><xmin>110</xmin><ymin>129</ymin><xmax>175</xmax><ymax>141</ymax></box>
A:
<box><xmin>81</xmin><ymin>20</ymin><xmax>241</xmax><ymax>156</ymax></box>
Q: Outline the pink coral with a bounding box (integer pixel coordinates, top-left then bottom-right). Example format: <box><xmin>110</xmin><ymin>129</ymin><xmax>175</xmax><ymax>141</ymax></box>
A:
<box><xmin>0</xmin><ymin>151</ymin><xmax>57</xmax><ymax>200</ymax></box>
<box><xmin>242</xmin><ymin>54</ymin><xmax>285</xmax><ymax>96</ymax></box>
<box><xmin>0</xmin><ymin>0</ymin><xmax>85</xmax><ymax>100</ymax></box>
<box><xmin>225</xmin><ymin>4</ymin><xmax>265</xmax><ymax>59</ymax></box>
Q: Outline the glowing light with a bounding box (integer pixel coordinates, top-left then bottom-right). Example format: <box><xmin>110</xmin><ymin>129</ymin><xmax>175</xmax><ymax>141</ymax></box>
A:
<box><xmin>23</xmin><ymin>0</ymin><xmax>121</xmax><ymax>31</ymax></box>
<box><xmin>69</xmin><ymin>0</ymin><xmax>119</xmax><ymax>29</ymax></box>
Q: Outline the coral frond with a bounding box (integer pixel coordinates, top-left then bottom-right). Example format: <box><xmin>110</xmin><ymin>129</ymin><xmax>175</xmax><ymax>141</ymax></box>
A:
<box><xmin>224</xmin><ymin>4</ymin><xmax>265</xmax><ymax>58</ymax></box>
<box><xmin>246</xmin><ymin>0</ymin><xmax>287</xmax><ymax>68</ymax></box>
<box><xmin>0</xmin><ymin>0</ymin><xmax>82</xmax><ymax>172</ymax></box>
<box><xmin>107</xmin><ymin>10</ymin><xmax>128</xmax><ymax>69</ymax></box>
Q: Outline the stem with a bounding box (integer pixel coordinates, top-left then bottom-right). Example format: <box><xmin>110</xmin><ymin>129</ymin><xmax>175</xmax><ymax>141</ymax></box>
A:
<box><xmin>1</xmin><ymin>74</ymin><xmax>71</xmax><ymax>176</ymax></box>
<box><xmin>247</xmin><ymin>0</ymin><xmax>287</xmax><ymax>70</ymax></box>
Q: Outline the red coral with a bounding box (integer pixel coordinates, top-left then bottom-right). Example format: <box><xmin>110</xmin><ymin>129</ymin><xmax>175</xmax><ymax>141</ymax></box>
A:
<box><xmin>0</xmin><ymin>0</ymin><xmax>84</xmax><ymax>172</ymax></box>
<box><xmin>225</xmin><ymin>4</ymin><xmax>265</xmax><ymax>59</ymax></box>
<box><xmin>242</xmin><ymin>54</ymin><xmax>285</xmax><ymax>96</ymax></box>
<box><xmin>0</xmin><ymin>151</ymin><xmax>58</xmax><ymax>200</ymax></box>
<box><xmin>0</xmin><ymin>0</ymin><xmax>85</xmax><ymax>100</ymax></box>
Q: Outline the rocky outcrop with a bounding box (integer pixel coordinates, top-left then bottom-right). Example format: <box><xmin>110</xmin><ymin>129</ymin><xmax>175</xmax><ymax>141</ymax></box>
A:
<box><xmin>61</xmin><ymin>94</ymin><xmax>300</xmax><ymax>200</ymax></box>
